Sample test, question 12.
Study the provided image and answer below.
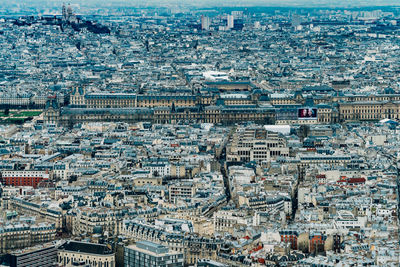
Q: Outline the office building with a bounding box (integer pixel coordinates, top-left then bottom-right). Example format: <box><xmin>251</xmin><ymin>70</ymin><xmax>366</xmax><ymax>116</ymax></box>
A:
<box><xmin>5</xmin><ymin>242</ymin><xmax>59</xmax><ymax>267</ymax></box>
<box><xmin>124</xmin><ymin>241</ymin><xmax>183</xmax><ymax>267</ymax></box>
<box><xmin>201</xmin><ymin>16</ymin><xmax>210</xmax><ymax>30</ymax></box>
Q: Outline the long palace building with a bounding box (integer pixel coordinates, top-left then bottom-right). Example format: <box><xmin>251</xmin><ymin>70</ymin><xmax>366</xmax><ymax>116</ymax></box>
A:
<box><xmin>45</xmin><ymin>86</ymin><xmax>276</xmax><ymax>125</ymax></box>
<box><xmin>43</xmin><ymin>85</ymin><xmax>400</xmax><ymax>125</ymax></box>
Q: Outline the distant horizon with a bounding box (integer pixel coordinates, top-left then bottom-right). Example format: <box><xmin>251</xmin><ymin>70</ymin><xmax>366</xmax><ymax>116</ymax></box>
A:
<box><xmin>3</xmin><ymin>0</ymin><xmax>400</xmax><ymax>9</ymax></box>
<box><xmin>1</xmin><ymin>0</ymin><xmax>400</xmax><ymax>17</ymax></box>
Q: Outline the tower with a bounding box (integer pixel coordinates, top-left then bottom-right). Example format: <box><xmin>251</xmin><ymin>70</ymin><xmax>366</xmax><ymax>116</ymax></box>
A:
<box><xmin>67</xmin><ymin>4</ymin><xmax>73</xmax><ymax>21</ymax></box>
<box><xmin>62</xmin><ymin>3</ymin><xmax>67</xmax><ymax>21</ymax></box>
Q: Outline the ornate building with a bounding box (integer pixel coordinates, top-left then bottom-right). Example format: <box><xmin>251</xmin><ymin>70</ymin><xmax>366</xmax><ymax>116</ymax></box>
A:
<box><xmin>0</xmin><ymin>223</ymin><xmax>56</xmax><ymax>254</ymax></box>
<box><xmin>43</xmin><ymin>86</ymin><xmax>400</xmax><ymax>125</ymax></box>
<box><xmin>339</xmin><ymin>100</ymin><xmax>400</xmax><ymax>121</ymax></box>
<box><xmin>122</xmin><ymin>220</ymin><xmax>224</xmax><ymax>265</ymax></box>
<box><xmin>44</xmin><ymin>99</ymin><xmax>275</xmax><ymax>126</ymax></box>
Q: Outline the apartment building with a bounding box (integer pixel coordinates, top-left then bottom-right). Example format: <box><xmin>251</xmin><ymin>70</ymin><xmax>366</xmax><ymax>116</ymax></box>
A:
<box><xmin>57</xmin><ymin>241</ymin><xmax>115</xmax><ymax>267</ymax></box>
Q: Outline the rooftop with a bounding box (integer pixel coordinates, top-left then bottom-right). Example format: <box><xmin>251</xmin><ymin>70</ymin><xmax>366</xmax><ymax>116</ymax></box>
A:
<box><xmin>58</xmin><ymin>241</ymin><xmax>113</xmax><ymax>255</ymax></box>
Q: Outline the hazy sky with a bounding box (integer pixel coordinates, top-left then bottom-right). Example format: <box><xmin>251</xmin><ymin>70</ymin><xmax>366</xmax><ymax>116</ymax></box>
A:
<box><xmin>7</xmin><ymin>0</ymin><xmax>400</xmax><ymax>7</ymax></box>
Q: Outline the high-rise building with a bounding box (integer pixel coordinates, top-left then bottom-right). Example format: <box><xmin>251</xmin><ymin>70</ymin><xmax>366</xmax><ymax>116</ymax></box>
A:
<box><xmin>124</xmin><ymin>241</ymin><xmax>184</xmax><ymax>267</ymax></box>
<box><xmin>201</xmin><ymin>15</ymin><xmax>211</xmax><ymax>30</ymax></box>
<box><xmin>231</xmin><ymin>11</ymin><xmax>243</xmax><ymax>19</ymax></box>
<box><xmin>227</xmin><ymin>15</ymin><xmax>234</xmax><ymax>29</ymax></box>
<box><xmin>291</xmin><ymin>14</ymin><xmax>301</xmax><ymax>27</ymax></box>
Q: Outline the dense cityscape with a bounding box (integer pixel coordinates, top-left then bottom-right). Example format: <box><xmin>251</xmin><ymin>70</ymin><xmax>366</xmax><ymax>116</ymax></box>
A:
<box><xmin>0</xmin><ymin>1</ymin><xmax>399</xmax><ymax>266</ymax></box>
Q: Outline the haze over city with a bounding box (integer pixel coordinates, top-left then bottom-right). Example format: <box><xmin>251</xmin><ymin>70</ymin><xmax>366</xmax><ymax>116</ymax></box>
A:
<box><xmin>5</xmin><ymin>0</ymin><xmax>400</xmax><ymax>8</ymax></box>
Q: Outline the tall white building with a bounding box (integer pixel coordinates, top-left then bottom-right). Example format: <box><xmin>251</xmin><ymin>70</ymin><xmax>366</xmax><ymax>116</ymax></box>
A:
<box><xmin>227</xmin><ymin>15</ymin><xmax>234</xmax><ymax>29</ymax></box>
<box><xmin>201</xmin><ymin>15</ymin><xmax>210</xmax><ymax>30</ymax></box>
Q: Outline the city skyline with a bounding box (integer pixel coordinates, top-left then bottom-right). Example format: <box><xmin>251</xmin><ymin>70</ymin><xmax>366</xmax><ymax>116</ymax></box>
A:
<box><xmin>5</xmin><ymin>0</ymin><xmax>400</xmax><ymax>8</ymax></box>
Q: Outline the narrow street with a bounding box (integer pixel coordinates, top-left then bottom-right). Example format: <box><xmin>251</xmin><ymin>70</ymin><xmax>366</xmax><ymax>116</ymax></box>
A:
<box><xmin>218</xmin><ymin>127</ymin><xmax>236</xmax><ymax>203</ymax></box>
<box><xmin>203</xmin><ymin>127</ymin><xmax>235</xmax><ymax>217</ymax></box>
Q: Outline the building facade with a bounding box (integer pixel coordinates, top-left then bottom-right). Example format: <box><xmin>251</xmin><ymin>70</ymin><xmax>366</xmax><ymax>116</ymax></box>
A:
<box><xmin>339</xmin><ymin>101</ymin><xmax>400</xmax><ymax>121</ymax></box>
<box><xmin>6</xmin><ymin>242</ymin><xmax>58</xmax><ymax>267</ymax></box>
<box><xmin>122</xmin><ymin>220</ymin><xmax>223</xmax><ymax>265</ymax></box>
<box><xmin>1</xmin><ymin>170</ymin><xmax>50</xmax><ymax>188</ymax></box>
<box><xmin>227</xmin><ymin>126</ymin><xmax>289</xmax><ymax>163</ymax></box>
<box><xmin>0</xmin><ymin>223</ymin><xmax>56</xmax><ymax>254</ymax></box>
<box><xmin>57</xmin><ymin>241</ymin><xmax>115</xmax><ymax>267</ymax></box>
<box><xmin>124</xmin><ymin>241</ymin><xmax>184</xmax><ymax>267</ymax></box>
